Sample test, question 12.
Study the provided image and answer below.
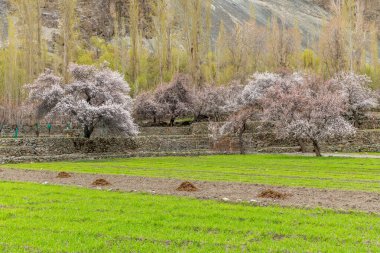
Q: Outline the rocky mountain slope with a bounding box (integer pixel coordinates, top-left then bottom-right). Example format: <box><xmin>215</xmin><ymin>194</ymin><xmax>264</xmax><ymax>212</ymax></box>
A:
<box><xmin>312</xmin><ymin>0</ymin><xmax>380</xmax><ymax>34</ymax></box>
<box><xmin>212</xmin><ymin>0</ymin><xmax>328</xmax><ymax>41</ymax></box>
<box><xmin>0</xmin><ymin>0</ymin><xmax>378</xmax><ymax>43</ymax></box>
<box><xmin>0</xmin><ymin>0</ymin><xmax>7</xmax><ymax>41</ymax></box>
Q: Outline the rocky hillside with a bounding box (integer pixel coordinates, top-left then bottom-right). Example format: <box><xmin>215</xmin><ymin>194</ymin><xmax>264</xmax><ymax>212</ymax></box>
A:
<box><xmin>0</xmin><ymin>0</ymin><xmax>7</xmax><ymax>41</ymax></box>
<box><xmin>212</xmin><ymin>0</ymin><xmax>328</xmax><ymax>41</ymax></box>
<box><xmin>312</xmin><ymin>0</ymin><xmax>380</xmax><ymax>35</ymax></box>
<box><xmin>0</xmin><ymin>0</ymin><xmax>378</xmax><ymax>42</ymax></box>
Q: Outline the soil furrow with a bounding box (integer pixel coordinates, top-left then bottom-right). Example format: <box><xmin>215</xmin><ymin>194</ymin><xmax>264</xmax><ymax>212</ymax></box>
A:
<box><xmin>0</xmin><ymin>168</ymin><xmax>379</xmax><ymax>213</ymax></box>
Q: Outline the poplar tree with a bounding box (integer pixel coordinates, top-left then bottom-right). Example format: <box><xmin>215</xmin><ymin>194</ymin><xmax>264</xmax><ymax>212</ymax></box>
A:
<box><xmin>112</xmin><ymin>1</ymin><xmax>128</xmax><ymax>76</ymax></box>
<box><xmin>319</xmin><ymin>0</ymin><xmax>368</xmax><ymax>76</ymax></box>
<box><xmin>12</xmin><ymin>0</ymin><xmax>46</xmax><ymax>82</ymax></box>
<box><xmin>1</xmin><ymin>17</ymin><xmax>25</xmax><ymax>121</ymax></box>
<box><xmin>202</xmin><ymin>0</ymin><xmax>214</xmax><ymax>83</ymax></box>
<box><xmin>215</xmin><ymin>22</ymin><xmax>230</xmax><ymax>84</ymax></box>
<box><xmin>59</xmin><ymin>0</ymin><xmax>78</xmax><ymax>83</ymax></box>
<box><xmin>368</xmin><ymin>23</ymin><xmax>380</xmax><ymax>87</ymax></box>
<box><xmin>128</xmin><ymin>0</ymin><xmax>140</xmax><ymax>88</ymax></box>
<box><xmin>174</xmin><ymin>0</ymin><xmax>203</xmax><ymax>87</ymax></box>
<box><xmin>267</xmin><ymin>18</ymin><xmax>301</xmax><ymax>70</ymax></box>
<box><xmin>189</xmin><ymin>0</ymin><xmax>202</xmax><ymax>86</ymax></box>
<box><xmin>151</xmin><ymin>0</ymin><xmax>172</xmax><ymax>84</ymax></box>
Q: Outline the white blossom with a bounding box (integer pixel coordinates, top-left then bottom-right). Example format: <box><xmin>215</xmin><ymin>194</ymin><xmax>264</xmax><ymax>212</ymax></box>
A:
<box><xmin>154</xmin><ymin>74</ymin><xmax>194</xmax><ymax>126</ymax></box>
<box><xmin>25</xmin><ymin>64</ymin><xmax>138</xmax><ymax>138</ymax></box>
<box><xmin>329</xmin><ymin>72</ymin><xmax>378</xmax><ymax>126</ymax></box>
<box><xmin>262</xmin><ymin>74</ymin><xmax>356</xmax><ymax>156</ymax></box>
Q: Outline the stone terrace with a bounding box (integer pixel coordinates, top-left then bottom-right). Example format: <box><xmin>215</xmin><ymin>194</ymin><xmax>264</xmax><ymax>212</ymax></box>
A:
<box><xmin>1</xmin><ymin>119</ymin><xmax>380</xmax><ymax>163</ymax></box>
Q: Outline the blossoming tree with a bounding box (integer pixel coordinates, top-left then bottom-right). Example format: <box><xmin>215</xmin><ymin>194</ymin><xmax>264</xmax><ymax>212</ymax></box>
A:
<box><xmin>329</xmin><ymin>72</ymin><xmax>378</xmax><ymax>127</ymax></box>
<box><xmin>133</xmin><ymin>92</ymin><xmax>162</xmax><ymax>125</ymax></box>
<box><xmin>216</xmin><ymin>72</ymin><xmax>302</xmax><ymax>154</ymax></box>
<box><xmin>25</xmin><ymin>64</ymin><xmax>138</xmax><ymax>138</ymax></box>
<box><xmin>193</xmin><ymin>84</ymin><xmax>243</xmax><ymax>122</ymax></box>
<box><xmin>154</xmin><ymin>74</ymin><xmax>194</xmax><ymax>126</ymax></box>
<box><xmin>262</xmin><ymin>75</ymin><xmax>356</xmax><ymax>156</ymax></box>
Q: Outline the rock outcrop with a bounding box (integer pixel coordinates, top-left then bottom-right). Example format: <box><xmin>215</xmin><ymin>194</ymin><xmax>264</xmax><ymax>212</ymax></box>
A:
<box><xmin>212</xmin><ymin>0</ymin><xmax>328</xmax><ymax>41</ymax></box>
<box><xmin>0</xmin><ymin>0</ymin><xmax>8</xmax><ymax>41</ymax></box>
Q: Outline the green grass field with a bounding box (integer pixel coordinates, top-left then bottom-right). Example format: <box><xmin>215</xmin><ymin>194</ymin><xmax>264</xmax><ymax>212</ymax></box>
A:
<box><xmin>3</xmin><ymin>154</ymin><xmax>380</xmax><ymax>192</ymax></box>
<box><xmin>0</xmin><ymin>182</ymin><xmax>379</xmax><ymax>252</ymax></box>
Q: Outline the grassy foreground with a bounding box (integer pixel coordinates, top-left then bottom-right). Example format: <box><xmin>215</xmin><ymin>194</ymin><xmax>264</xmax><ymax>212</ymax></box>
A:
<box><xmin>3</xmin><ymin>154</ymin><xmax>380</xmax><ymax>192</ymax></box>
<box><xmin>0</xmin><ymin>182</ymin><xmax>379</xmax><ymax>252</ymax></box>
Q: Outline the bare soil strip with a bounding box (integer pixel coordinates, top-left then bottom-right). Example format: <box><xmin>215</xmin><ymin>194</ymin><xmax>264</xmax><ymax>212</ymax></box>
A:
<box><xmin>0</xmin><ymin>168</ymin><xmax>379</xmax><ymax>213</ymax></box>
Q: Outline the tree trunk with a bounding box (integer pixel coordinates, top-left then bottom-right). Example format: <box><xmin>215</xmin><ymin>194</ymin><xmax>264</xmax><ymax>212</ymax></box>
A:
<box><xmin>84</xmin><ymin>125</ymin><xmax>94</xmax><ymax>139</ymax></box>
<box><xmin>298</xmin><ymin>139</ymin><xmax>307</xmax><ymax>153</ymax></box>
<box><xmin>312</xmin><ymin>139</ymin><xmax>322</xmax><ymax>157</ymax></box>
<box><xmin>238</xmin><ymin>123</ymin><xmax>246</xmax><ymax>155</ymax></box>
<box><xmin>353</xmin><ymin>111</ymin><xmax>360</xmax><ymax>128</ymax></box>
<box><xmin>35</xmin><ymin>123</ymin><xmax>40</xmax><ymax>138</ymax></box>
<box><xmin>170</xmin><ymin>117</ymin><xmax>175</xmax><ymax>127</ymax></box>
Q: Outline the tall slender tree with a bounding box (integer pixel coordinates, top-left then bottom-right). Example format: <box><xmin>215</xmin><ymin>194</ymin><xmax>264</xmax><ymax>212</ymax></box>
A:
<box><xmin>59</xmin><ymin>0</ymin><xmax>78</xmax><ymax>83</ymax></box>
<box><xmin>129</xmin><ymin>0</ymin><xmax>140</xmax><ymax>89</ymax></box>
<box><xmin>151</xmin><ymin>0</ymin><xmax>172</xmax><ymax>84</ymax></box>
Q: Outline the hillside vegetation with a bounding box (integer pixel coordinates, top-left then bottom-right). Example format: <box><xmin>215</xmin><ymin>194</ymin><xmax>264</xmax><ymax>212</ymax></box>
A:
<box><xmin>0</xmin><ymin>0</ymin><xmax>379</xmax><ymax>123</ymax></box>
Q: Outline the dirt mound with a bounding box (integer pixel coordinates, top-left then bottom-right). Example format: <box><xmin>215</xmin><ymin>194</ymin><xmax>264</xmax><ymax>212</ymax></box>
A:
<box><xmin>91</xmin><ymin>179</ymin><xmax>111</xmax><ymax>186</ymax></box>
<box><xmin>258</xmin><ymin>189</ymin><xmax>290</xmax><ymax>200</ymax></box>
<box><xmin>56</xmin><ymin>172</ymin><xmax>71</xmax><ymax>178</ymax></box>
<box><xmin>177</xmin><ymin>182</ymin><xmax>198</xmax><ymax>192</ymax></box>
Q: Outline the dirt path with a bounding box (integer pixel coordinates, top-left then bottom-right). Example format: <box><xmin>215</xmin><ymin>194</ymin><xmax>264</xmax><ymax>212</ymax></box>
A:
<box><xmin>284</xmin><ymin>152</ymin><xmax>380</xmax><ymax>159</ymax></box>
<box><xmin>0</xmin><ymin>168</ymin><xmax>379</xmax><ymax>213</ymax></box>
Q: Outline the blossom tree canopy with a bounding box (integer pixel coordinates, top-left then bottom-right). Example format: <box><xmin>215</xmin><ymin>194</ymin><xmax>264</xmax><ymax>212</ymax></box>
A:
<box><xmin>193</xmin><ymin>85</ymin><xmax>226</xmax><ymax>121</ymax></box>
<box><xmin>25</xmin><ymin>69</ymin><xmax>64</xmax><ymax>120</ymax></box>
<box><xmin>329</xmin><ymin>72</ymin><xmax>378</xmax><ymax>126</ymax></box>
<box><xmin>133</xmin><ymin>92</ymin><xmax>162</xmax><ymax>124</ymax></box>
<box><xmin>155</xmin><ymin>74</ymin><xmax>194</xmax><ymax>126</ymax></box>
<box><xmin>262</xmin><ymin>75</ymin><xmax>356</xmax><ymax>156</ymax></box>
<box><xmin>241</xmin><ymin>72</ymin><xmax>304</xmax><ymax>107</ymax></box>
<box><xmin>193</xmin><ymin>84</ymin><xmax>243</xmax><ymax>121</ymax></box>
<box><xmin>25</xmin><ymin>64</ymin><xmax>138</xmax><ymax>138</ymax></box>
<box><xmin>214</xmin><ymin>72</ymin><xmax>303</xmax><ymax>154</ymax></box>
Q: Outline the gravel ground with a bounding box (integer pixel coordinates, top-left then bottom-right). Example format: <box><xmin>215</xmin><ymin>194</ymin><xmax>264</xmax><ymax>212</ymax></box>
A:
<box><xmin>1</xmin><ymin>168</ymin><xmax>379</xmax><ymax>213</ymax></box>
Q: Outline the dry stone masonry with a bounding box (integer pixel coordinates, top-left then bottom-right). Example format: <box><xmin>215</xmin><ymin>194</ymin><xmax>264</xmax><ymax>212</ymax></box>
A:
<box><xmin>1</xmin><ymin>121</ymin><xmax>380</xmax><ymax>163</ymax></box>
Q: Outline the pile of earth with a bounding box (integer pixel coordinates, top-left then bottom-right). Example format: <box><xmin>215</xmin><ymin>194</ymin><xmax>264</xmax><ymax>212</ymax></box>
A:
<box><xmin>56</xmin><ymin>172</ymin><xmax>71</xmax><ymax>178</ymax></box>
<box><xmin>258</xmin><ymin>189</ymin><xmax>291</xmax><ymax>200</ymax></box>
<box><xmin>92</xmin><ymin>178</ymin><xmax>111</xmax><ymax>186</ymax></box>
<box><xmin>177</xmin><ymin>182</ymin><xmax>198</xmax><ymax>192</ymax></box>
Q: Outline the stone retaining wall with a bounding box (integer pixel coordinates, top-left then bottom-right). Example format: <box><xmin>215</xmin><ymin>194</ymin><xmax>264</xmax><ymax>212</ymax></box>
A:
<box><xmin>1</xmin><ymin>128</ymin><xmax>379</xmax><ymax>163</ymax></box>
<box><xmin>1</xmin><ymin>119</ymin><xmax>380</xmax><ymax>164</ymax></box>
<box><xmin>0</xmin><ymin>137</ymin><xmax>138</xmax><ymax>156</ymax></box>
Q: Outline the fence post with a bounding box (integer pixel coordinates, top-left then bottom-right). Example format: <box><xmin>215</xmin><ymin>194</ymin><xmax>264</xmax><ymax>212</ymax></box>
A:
<box><xmin>47</xmin><ymin>123</ymin><xmax>52</xmax><ymax>136</ymax></box>
<box><xmin>13</xmin><ymin>125</ymin><xmax>19</xmax><ymax>139</ymax></box>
